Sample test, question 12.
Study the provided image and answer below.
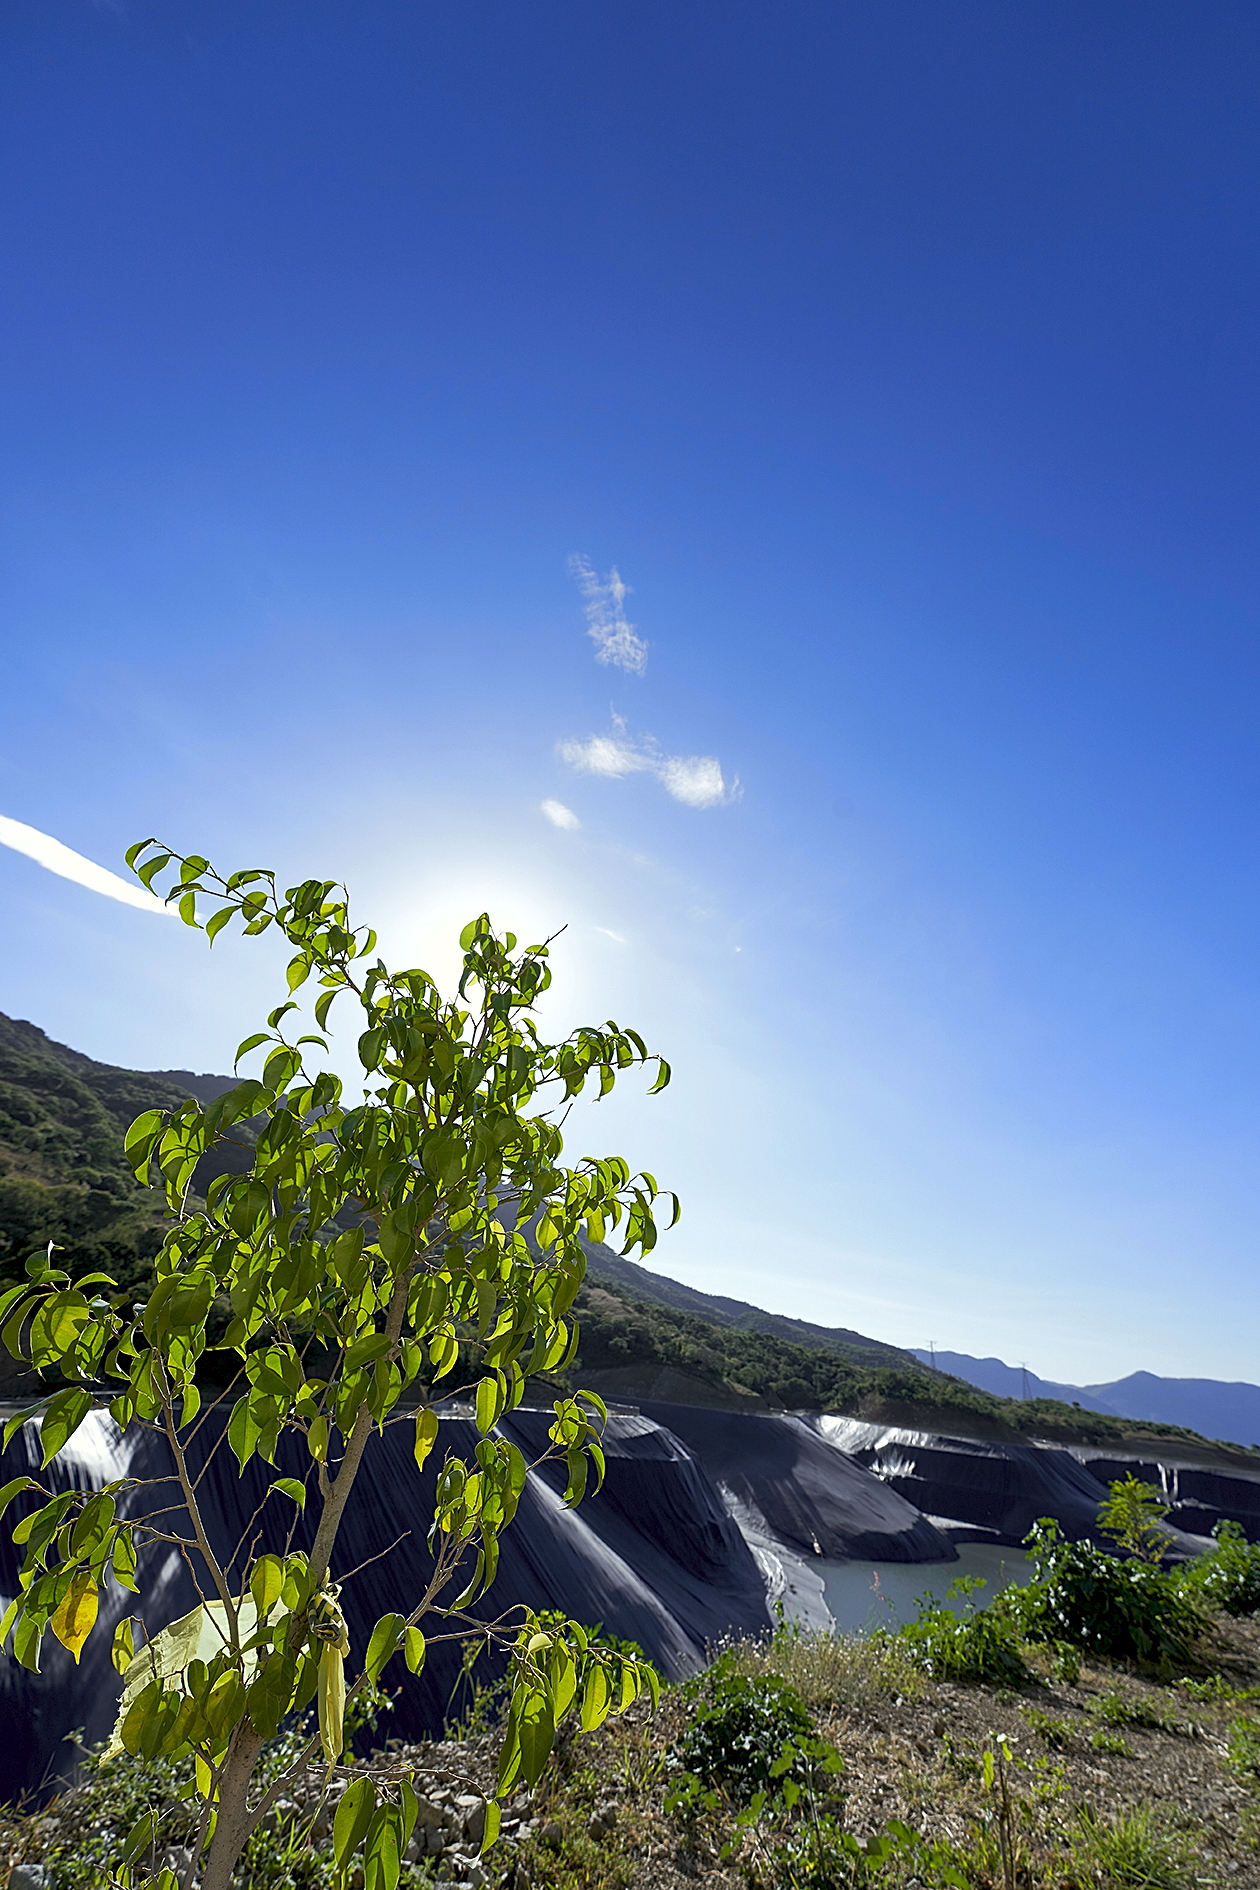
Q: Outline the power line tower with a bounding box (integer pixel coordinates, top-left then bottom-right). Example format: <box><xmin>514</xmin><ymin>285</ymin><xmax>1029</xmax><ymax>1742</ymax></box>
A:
<box><xmin>1020</xmin><ymin>1361</ymin><xmax>1031</xmax><ymax>1400</ymax></box>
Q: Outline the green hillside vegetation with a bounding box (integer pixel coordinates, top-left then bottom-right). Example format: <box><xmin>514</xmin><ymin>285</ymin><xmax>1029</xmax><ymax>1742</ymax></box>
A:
<box><xmin>0</xmin><ymin>1013</ymin><xmax>190</xmax><ymax>1295</ymax></box>
<box><xmin>0</xmin><ymin>1008</ymin><xmax>1253</xmax><ymax>1460</ymax></box>
<box><xmin>0</xmin><ymin>1012</ymin><xmax>246</xmax><ymax>1301</ymax></box>
<box><xmin>576</xmin><ymin>1246</ymin><xmax>915</xmax><ymax>1368</ymax></box>
<box><xmin>570</xmin><ymin>1275</ymin><xmax>1259</xmax><ymax>1458</ymax></box>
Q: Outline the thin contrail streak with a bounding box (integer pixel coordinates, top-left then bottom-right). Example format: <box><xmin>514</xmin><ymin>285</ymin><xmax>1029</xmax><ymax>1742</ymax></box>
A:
<box><xmin>0</xmin><ymin>814</ymin><xmax>172</xmax><ymax>915</ymax></box>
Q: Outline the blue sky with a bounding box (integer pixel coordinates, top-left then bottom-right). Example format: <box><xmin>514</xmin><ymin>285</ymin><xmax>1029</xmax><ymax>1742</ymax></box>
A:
<box><xmin>2</xmin><ymin>1</ymin><xmax>1258</xmax><ymax>1383</ymax></box>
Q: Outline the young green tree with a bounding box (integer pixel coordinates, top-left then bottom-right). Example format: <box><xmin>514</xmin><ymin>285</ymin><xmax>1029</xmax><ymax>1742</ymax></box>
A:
<box><xmin>1097</xmin><ymin>1474</ymin><xmax>1172</xmax><ymax>1564</ymax></box>
<box><xmin>0</xmin><ymin>843</ymin><xmax>676</xmax><ymax>1890</ymax></box>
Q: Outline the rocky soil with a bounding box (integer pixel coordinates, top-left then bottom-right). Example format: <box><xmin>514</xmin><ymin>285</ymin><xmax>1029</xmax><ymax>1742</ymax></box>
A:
<box><xmin>6</xmin><ymin>1613</ymin><xmax>1260</xmax><ymax>1887</ymax></box>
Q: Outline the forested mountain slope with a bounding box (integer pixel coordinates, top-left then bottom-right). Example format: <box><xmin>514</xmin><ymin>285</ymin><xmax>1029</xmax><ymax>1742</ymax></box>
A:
<box><xmin>0</xmin><ymin>1012</ymin><xmax>237</xmax><ymax>1294</ymax></box>
<box><xmin>578</xmin><ymin>1247</ymin><xmax>914</xmax><ymax>1368</ymax></box>
<box><xmin>1</xmin><ymin>1010</ymin><xmax>1254</xmax><ymax>1462</ymax></box>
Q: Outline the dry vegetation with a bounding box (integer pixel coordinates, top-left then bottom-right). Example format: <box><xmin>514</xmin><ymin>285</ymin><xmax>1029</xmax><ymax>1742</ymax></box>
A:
<box><xmin>7</xmin><ymin>1610</ymin><xmax>1260</xmax><ymax>1889</ymax></box>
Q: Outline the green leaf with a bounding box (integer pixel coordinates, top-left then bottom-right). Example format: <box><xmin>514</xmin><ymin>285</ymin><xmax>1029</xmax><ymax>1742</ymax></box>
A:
<box><xmin>550</xmin><ymin>1642</ymin><xmax>578</xmax><ymax>1720</ymax></box>
<box><xmin>333</xmin><ymin>1776</ymin><xmax>377</xmax><ymax>1867</ymax></box>
<box><xmin>476</xmin><ymin>1373</ymin><xmax>505</xmax><ymax>1435</ymax></box>
<box><xmin>344</xmin><ymin>1331</ymin><xmax>391</xmax><ymax>1372</ymax></box>
<box><xmin>364</xmin><ymin>1805</ymin><xmax>402</xmax><ymax>1890</ymax></box>
<box><xmin>365</xmin><ymin>1612</ymin><xmax>406</xmax><ymax>1683</ymax></box>
<box><xmin>247</xmin><ymin>1649</ymin><xmax>297</xmax><ymax>1738</ymax></box>
<box><xmin>420</xmin><ymin>1129</ymin><xmax>464</xmax><ymax>1189</ymax></box>
<box><xmin>358</xmin><ymin>1027</ymin><xmax>387</xmax><ymax>1071</ymax></box>
<box><xmin>250</xmin><ymin>1554</ymin><xmax>285</xmax><ymax>1618</ymax></box>
<box><xmin>580</xmin><ymin>1663</ymin><xmax>610</xmax><ymax>1732</ymax></box>
<box><xmin>112</xmin><ymin>1529</ymin><xmax>139</xmax><ymax>1592</ymax></box>
<box><xmin>0</xmin><ymin>1475</ymin><xmax>33</xmax><ymax>1524</ymax></box>
<box><xmin>314</xmin><ymin>987</ymin><xmax>342</xmax><ymax>1031</ymax></box>
<box><xmin>273</xmin><ymin>1477</ymin><xmax>306</xmax><ymax>1511</ymax></box>
<box><xmin>497</xmin><ymin>1711</ymin><xmax>522</xmax><ymax>1795</ymax></box>
<box><xmin>517</xmin><ymin>1688</ymin><xmax>555</xmax><ymax>1788</ymax></box>
<box><xmin>205</xmin><ymin>904</ymin><xmax>235</xmax><ymax>945</ymax></box>
<box><xmin>228</xmin><ymin>1394</ymin><xmax>261</xmax><ymax>1475</ymax></box>
<box><xmin>121</xmin><ymin>1810</ymin><xmax>156</xmax><ymax>1865</ymax></box>
<box><xmin>39</xmin><ymin>1387</ymin><xmax>93</xmax><ymax>1466</ymax></box>
<box><xmin>234</xmin><ymin>1031</ymin><xmax>270</xmax><ymax>1068</ymax></box>
<box><xmin>13</xmin><ymin>1607</ymin><xmax>43</xmax><ymax>1672</ymax></box>
<box><xmin>480</xmin><ymin>1798</ymin><xmax>501</xmax><ymax>1855</ymax></box>
<box><xmin>123</xmin><ymin>1109</ymin><xmax>165</xmax><ymax>1182</ymax></box>
<box><xmin>404</xmin><ymin>1626</ymin><xmax>426</xmax><ymax>1674</ymax></box>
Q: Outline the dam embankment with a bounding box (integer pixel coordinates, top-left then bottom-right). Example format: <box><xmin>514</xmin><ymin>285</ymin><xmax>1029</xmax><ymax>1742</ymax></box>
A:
<box><xmin>5</xmin><ymin>1398</ymin><xmax>1260</xmax><ymax>1802</ymax></box>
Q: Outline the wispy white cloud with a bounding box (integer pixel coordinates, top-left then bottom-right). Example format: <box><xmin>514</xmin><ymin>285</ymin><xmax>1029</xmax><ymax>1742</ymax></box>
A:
<box><xmin>558</xmin><ymin>733</ymin><xmax>653</xmax><ymax>781</ymax></box>
<box><xmin>568</xmin><ymin>555</ymin><xmax>649</xmax><ymax>676</ymax></box>
<box><xmin>540</xmin><ymin>798</ymin><xmax>581</xmax><ymax>830</ymax></box>
<box><xmin>0</xmin><ymin>814</ymin><xmax>172</xmax><ymax>914</ymax></box>
<box><xmin>593</xmin><ymin>925</ymin><xmax>626</xmax><ymax>943</ymax></box>
<box><xmin>658</xmin><ymin>755</ymin><xmax>728</xmax><ymax>808</ymax></box>
<box><xmin>559</xmin><ymin>718</ymin><xmax>738</xmax><ymax>809</ymax></box>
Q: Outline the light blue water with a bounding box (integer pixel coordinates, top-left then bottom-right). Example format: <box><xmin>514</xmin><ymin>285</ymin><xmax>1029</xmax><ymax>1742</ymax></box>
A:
<box><xmin>819</xmin><ymin>1542</ymin><xmax>1032</xmax><ymax>1634</ymax></box>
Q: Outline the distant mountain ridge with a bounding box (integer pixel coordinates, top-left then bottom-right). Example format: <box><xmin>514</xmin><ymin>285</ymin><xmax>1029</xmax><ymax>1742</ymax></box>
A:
<box><xmin>912</xmin><ymin>1350</ymin><xmax>1260</xmax><ymax>1450</ymax></box>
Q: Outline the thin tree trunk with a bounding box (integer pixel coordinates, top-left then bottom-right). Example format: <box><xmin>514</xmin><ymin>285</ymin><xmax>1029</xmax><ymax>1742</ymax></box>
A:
<box><xmin>195</xmin><ymin>1260</ymin><xmax>416</xmax><ymax>1885</ymax></box>
<box><xmin>200</xmin><ymin>1719</ymin><xmax>267</xmax><ymax>1890</ymax></box>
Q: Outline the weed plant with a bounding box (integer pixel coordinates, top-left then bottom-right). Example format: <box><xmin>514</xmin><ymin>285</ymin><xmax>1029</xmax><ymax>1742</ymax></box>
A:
<box><xmin>724</xmin><ymin>1609</ymin><xmax>924</xmax><ymax>1715</ymax></box>
<box><xmin>1020</xmin><ymin>1706</ymin><xmax>1074</xmax><ymax>1750</ymax></box>
<box><xmin>897</xmin><ymin>1576</ymin><xmax>1028</xmax><ymax>1686</ymax></box>
<box><xmin>1180</xmin><ymin>1518</ymin><xmax>1260</xmax><ymax>1617</ymax></box>
<box><xmin>1005</xmin><ymin>1519</ymin><xmax>1203</xmax><ymax>1664</ymax></box>
<box><xmin>1070</xmin><ymin>1803</ymin><xmax>1190</xmax><ymax>1888</ymax></box>
<box><xmin>1225</xmin><ymin>1716</ymin><xmax>1260</xmax><ymax>1781</ymax></box>
<box><xmin>672</xmin><ymin>1658</ymin><xmax>817</xmax><ymax>1806</ymax></box>
<box><xmin>1087</xmin><ymin>1689</ymin><xmax>1179</xmax><ymax>1734</ymax></box>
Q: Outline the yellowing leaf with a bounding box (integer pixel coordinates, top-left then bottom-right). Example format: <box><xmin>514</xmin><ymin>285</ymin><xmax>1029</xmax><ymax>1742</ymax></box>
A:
<box><xmin>414</xmin><ymin>1407</ymin><xmax>439</xmax><ymax>1470</ymax></box>
<box><xmin>50</xmin><ymin>1571</ymin><xmax>98</xmax><ymax>1663</ymax></box>
<box><xmin>111</xmin><ymin>1616</ymin><xmax>135</xmax><ymax>1675</ymax></box>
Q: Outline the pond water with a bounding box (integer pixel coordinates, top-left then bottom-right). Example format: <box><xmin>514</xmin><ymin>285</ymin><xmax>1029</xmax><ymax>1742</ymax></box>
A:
<box><xmin>819</xmin><ymin>1541</ymin><xmax>1032</xmax><ymax>1634</ymax></box>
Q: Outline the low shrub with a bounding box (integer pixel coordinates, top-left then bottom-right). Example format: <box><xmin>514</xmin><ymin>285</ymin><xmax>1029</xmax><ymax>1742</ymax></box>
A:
<box><xmin>1005</xmin><ymin>1518</ymin><xmax>1202</xmax><ymax>1664</ymax></box>
<box><xmin>897</xmin><ymin>1576</ymin><xmax>1028</xmax><ymax>1686</ymax></box>
<box><xmin>673</xmin><ymin>1659</ymin><xmax>816</xmax><ymax>1806</ymax></box>
<box><xmin>1179</xmin><ymin>1518</ymin><xmax>1260</xmax><ymax>1617</ymax></box>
